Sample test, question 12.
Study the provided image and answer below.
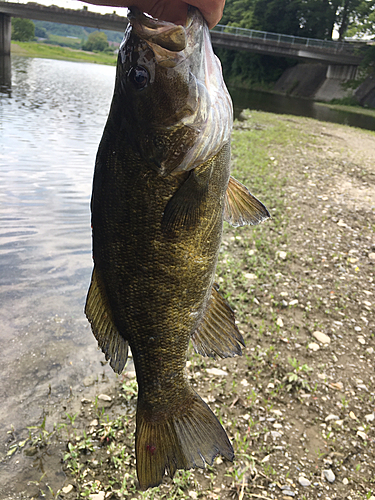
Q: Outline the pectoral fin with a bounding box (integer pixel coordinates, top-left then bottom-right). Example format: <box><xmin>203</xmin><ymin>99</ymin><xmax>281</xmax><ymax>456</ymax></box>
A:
<box><xmin>224</xmin><ymin>176</ymin><xmax>270</xmax><ymax>227</ymax></box>
<box><xmin>85</xmin><ymin>267</ymin><xmax>128</xmax><ymax>374</ymax></box>
<box><xmin>191</xmin><ymin>284</ymin><xmax>245</xmax><ymax>358</ymax></box>
<box><xmin>161</xmin><ymin>170</ymin><xmax>208</xmax><ymax>235</ymax></box>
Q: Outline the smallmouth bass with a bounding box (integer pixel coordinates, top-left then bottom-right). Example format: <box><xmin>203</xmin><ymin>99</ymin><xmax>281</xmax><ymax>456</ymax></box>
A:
<box><xmin>85</xmin><ymin>7</ymin><xmax>270</xmax><ymax>489</ymax></box>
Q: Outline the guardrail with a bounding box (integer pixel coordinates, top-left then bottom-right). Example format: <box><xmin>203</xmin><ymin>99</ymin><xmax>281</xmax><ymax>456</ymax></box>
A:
<box><xmin>212</xmin><ymin>24</ymin><xmax>357</xmax><ymax>54</ymax></box>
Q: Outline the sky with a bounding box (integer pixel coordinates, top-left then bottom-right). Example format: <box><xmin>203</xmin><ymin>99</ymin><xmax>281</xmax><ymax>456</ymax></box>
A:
<box><xmin>32</xmin><ymin>0</ymin><xmax>129</xmax><ymax>16</ymax></box>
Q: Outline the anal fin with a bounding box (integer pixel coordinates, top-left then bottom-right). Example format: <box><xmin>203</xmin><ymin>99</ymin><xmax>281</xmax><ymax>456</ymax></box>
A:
<box><xmin>191</xmin><ymin>284</ymin><xmax>245</xmax><ymax>358</ymax></box>
<box><xmin>224</xmin><ymin>176</ymin><xmax>270</xmax><ymax>227</ymax></box>
<box><xmin>85</xmin><ymin>266</ymin><xmax>128</xmax><ymax>374</ymax></box>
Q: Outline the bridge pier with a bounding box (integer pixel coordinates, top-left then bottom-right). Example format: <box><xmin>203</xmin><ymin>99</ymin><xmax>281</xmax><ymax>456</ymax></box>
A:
<box><xmin>0</xmin><ymin>13</ymin><xmax>11</xmax><ymax>55</ymax></box>
<box><xmin>0</xmin><ymin>14</ymin><xmax>11</xmax><ymax>90</ymax></box>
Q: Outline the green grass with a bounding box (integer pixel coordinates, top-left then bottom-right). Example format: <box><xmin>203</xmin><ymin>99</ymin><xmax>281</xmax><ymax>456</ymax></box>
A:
<box><xmin>45</xmin><ymin>34</ymin><xmax>82</xmax><ymax>48</ymax></box>
<box><xmin>11</xmin><ymin>41</ymin><xmax>117</xmax><ymax>65</ymax></box>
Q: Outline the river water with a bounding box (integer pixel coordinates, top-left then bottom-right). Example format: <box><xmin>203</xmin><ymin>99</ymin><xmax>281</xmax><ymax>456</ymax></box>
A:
<box><xmin>0</xmin><ymin>56</ymin><xmax>374</xmax><ymax>493</ymax></box>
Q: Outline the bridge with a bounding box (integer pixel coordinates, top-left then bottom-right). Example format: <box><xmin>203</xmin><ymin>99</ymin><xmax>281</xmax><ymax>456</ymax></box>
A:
<box><xmin>0</xmin><ymin>1</ymin><xmax>365</xmax><ymax>91</ymax></box>
<box><xmin>0</xmin><ymin>0</ymin><xmax>364</xmax><ymax>66</ymax></box>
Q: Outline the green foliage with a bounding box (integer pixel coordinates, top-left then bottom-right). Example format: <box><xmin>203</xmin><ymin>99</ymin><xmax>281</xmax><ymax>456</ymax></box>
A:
<box><xmin>215</xmin><ymin>47</ymin><xmax>296</xmax><ymax>88</ymax></box>
<box><xmin>11</xmin><ymin>18</ymin><xmax>35</xmax><ymax>42</ymax></box>
<box><xmin>252</xmin><ymin>0</ymin><xmax>302</xmax><ymax>35</ymax></box>
<box><xmin>82</xmin><ymin>31</ymin><xmax>110</xmax><ymax>52</ymax></box>
<box><xmin>34</xmin><ymin>25</ymin><xmax>47</xmax><ymax>38</ymax></box>
<box><xmin>221</xmin><ymin>0</ymin><xmax>371</xmax><ymax>40</ymax></box>
<box><xmin>221</xmin><ymin>0</ymin><xmax>255</xmax><ymax>27</ymax></box>
<box><xmin>33</xmin><ymin>20</ymin><xmax>123</xmax><ymax>43</ymax></box>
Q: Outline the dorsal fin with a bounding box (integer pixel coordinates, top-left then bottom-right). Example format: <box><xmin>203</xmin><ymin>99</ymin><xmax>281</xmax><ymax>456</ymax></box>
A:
<box><xmin>191</xmin><ymin>284</ymin><xmax>245</xmax><ymax>358</ymax></box>
<box><xmin>224</xmin><ymin>176</ymin><xmax>270</xmax><ymax>227</ymax></box>
<box><xmin>85</xmin><ymin>267</ymin><xmax>128</xmax><ymax>374</ymax></box>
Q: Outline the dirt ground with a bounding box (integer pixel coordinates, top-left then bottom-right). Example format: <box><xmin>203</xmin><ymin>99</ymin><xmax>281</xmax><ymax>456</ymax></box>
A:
<box><xmin>3</xmin><ymin>111</ymin><xmax>375</xmax><ymax>500</ymax></box>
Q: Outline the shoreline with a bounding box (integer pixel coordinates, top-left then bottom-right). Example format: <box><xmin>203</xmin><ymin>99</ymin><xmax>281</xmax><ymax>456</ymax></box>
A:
<box><xmin>11</xmin><ymin>41</ymin><xmax>117</xmax><ymax>65</ymax></box>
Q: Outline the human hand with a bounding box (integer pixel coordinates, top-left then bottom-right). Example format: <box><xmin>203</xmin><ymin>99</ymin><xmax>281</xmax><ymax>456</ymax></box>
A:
<box><xmin>79</xmin><ymin>0</ymin><xmax>225</xmax><ymax>29</ymax></box>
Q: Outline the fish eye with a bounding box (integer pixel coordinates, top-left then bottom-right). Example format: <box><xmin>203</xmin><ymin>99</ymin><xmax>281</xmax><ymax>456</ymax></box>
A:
<box><xmin>128</xmin><ymin>66</ymin><xmax>149</xmax><ymax>90</ymax></box>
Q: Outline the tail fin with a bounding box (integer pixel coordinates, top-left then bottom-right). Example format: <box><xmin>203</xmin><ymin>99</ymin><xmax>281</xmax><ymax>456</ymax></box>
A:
<box><xmin>135</xmin><ymin>391</ymin><xmax>234</xmax><ymax>489</ymax></box>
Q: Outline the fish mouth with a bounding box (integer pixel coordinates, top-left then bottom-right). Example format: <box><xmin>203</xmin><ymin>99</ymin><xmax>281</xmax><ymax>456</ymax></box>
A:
<box><xmin>127</xmin><ymin>7</ymin><xmax>188</xmax><ymax>53</ymax></box>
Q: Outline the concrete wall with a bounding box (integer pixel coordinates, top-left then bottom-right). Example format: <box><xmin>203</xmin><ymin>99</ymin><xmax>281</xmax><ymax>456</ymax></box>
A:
<box><xmin>274</xmin><ymin>63</ymin><xmax>369</xmax><ymax>103</ymax></box>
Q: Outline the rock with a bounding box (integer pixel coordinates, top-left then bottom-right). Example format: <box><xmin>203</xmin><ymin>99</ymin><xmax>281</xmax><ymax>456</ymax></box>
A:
<box><xmin>289</xmin><ymin>299</ymin><xmax>298</xmax><ymax>306</ymax></box>
<box><xmin>365</xmin><ymin>413</ymin><xmax>375</xmax><ymax>422</ymax></box>
<box><xmin>282</xmin><ymin>491</ymin><xmax>295</xmax><ymax>497</ymax></box>
<box><xmin>366</xmin><ymin>347</ymin><xmax>374</xmax><ymax>354</ymax></box>
<box><xmin>357</xmin><ymin>336</ymin><xmax>366</xmax><ymax>344</ymax></box>
<box><xmin>244</xmin><ymin>272</ymin><xmax>257</xmax><ymax>280</ymax></box>
<box><xmin>325</xmin><ymin>414</ymin><xmax>339</xmax><ymax>422</ymax></box>
<box><xmin>277</xmin><ymin>251</ymin><xmax>287</xmax><ymax>260</ymax></box>
<box><xmin>349</xmin><ymin>411</ymin><xmax>357</xmax><ymax>420</ymax></box>
<box><xmin>98</xmin><ymin>394</ymin><xmax>111</xmax><ymax>402</ymax></box>
<box><xmin>323</xmin><ymin>469</ymin><xmax>336</xmax><ymax>483</ymax></box>
<box><xmin>342</xmin><ymin>478</ymin><xmax>349</xmax><ymax>485</ymax></box>
<box><xmin>271</xmin><ymin>409</ymin><xmax>283</xmax><ymax>417</ymax></box>
<box><xmin>329</xmin><ymin>381</ymin><xmax>344</xmax><ymax>391</ymax></box>
<box><xmin>337</xmin><ymin>219</ymin><xmax>347</xmax><ymax>227</ymax></box>
<box><xmin>357</xmin><ymin>430</ymin><xmax>367</xmax><ymax>440</ymax></box>
<box><xmin>354</xmin><ymin>326</ymin><xmax>362</xmax><ymax>332</ymax></box>
<box><xmin>206</xmin><ymin>368</ymin><xmax>228</xmax><ymax>377</ymax></box>
<box><xmin>62</xmin><ymin>485</ymin><xmax>74</xmax><ymax>494</ymax></box>
<box><xmin>240</xmin><ymin>378</ymin><xmax>249</xmax><ymax>387</ymax></box>
<box><xmin>312</xmin><ymin>331</ymin><xmax>330</xmax><ymax>344</ymax></box>
<box><xmin>368</xmin><ymin>252</ymin><xmax>375</xmax><ymax>260</ymax></box>
<box><xmin>276</xmin><ymin>317</ymin><xmax>284</xmax><ymax>327</ymax></box>
<box><xmin>90</xmin><ymin>493</ymin><xmax>105</xmax><ymax>500</ymax></box>
<box><xmin>189</xmin><ymin>491</ymin><xmax>198</xmax><ymax>499</ymax></box>
<box><xmin>298</xmin><ymin>477</ymin><xmax>311</xmax><ymax>487</ymax></box>
<box><xmin>308</xmin><ymin>342</ymin><xmax>320</xmax><ymax>351</ymax></box>
<box><xmin>89</xmin><ymin>419</ymin><xmax>99</xmax><ymax>427</ymax></box>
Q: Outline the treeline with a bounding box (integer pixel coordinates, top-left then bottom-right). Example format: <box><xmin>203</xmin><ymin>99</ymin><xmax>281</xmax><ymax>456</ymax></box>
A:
<box><xmin>216</xmin><ymin>0</ymin><xmax>375</xmax><ymax>87</ymax></box>
<box><xmin>11</xmin><ymin>18</ymin><xmax>124</xmax><ymax>53</ymax></box>
<box><xmin>221</xmin><ymin>0</ymin><xmax>375</xmax><ymax>40</ymax></box>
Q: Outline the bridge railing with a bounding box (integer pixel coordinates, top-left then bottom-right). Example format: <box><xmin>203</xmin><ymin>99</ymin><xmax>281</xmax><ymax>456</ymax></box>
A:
<box><xmin>212</xmin><ymin>24</ymin><xmax>356</xmax><ymax>54</ymax></box>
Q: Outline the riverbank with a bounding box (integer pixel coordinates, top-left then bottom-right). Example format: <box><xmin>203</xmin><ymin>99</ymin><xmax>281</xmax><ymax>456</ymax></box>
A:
<box><xmin>2</xmin><ymin>111</ymin><xmax>374</xmax><ymax>500</ymax></box>
<box><xmin>11</xmin><ymin>41</ymin><xmax>117</xmax><ymax>65</ymax></box>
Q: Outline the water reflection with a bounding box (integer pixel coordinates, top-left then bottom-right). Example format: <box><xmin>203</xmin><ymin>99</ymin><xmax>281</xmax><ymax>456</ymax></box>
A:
<box><xmin>230</xmin><ymin>86</ymin><xmax>375</xmax><ymax>131</ymax></box>
<box><xmin>0</xmin><ymin>55</ymin><xmax>11</xmax><ymax>93</ymax></box>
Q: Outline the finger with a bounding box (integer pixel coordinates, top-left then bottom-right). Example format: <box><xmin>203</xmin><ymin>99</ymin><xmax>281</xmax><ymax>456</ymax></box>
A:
<box><xmin>186</xmin><ymin>0</ymin><xmax>225</xmax><ymax>28</ymax></box>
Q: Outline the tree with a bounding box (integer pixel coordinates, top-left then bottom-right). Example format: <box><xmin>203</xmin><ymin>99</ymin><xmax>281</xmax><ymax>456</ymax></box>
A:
<box><xmin>11</xmin><ymin>18</ymin><xmax>35</xmax><ymax>42</ymax></box>
<box><xmin>34</xmin><ymin>25</ymin><xmax>47</xmax><ymax>39</ymax></box>
<box><xmin>345</xmin><ymin>0</ymin><xmax>375</xmax><ymax>38</ymax></box>
<box><xmin>82</xmin><ymin>31</ymin><xmax>109</xmax><ymax>52</ymax></box>
<box><xmin>221</xmin><ymin>0</ymin><xmax>255</xmax><ymax>28</ymax></box>
<box><xmin>251</xmin><ymin>0</ymin><xmax>303</xmax><ymax>35</ymax></box>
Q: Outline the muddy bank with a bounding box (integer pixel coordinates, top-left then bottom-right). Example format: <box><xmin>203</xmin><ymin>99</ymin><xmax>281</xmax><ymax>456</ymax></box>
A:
<box><xmin>2</xmin><ymin>111</ymin><xmax>374</xmax><ymax>500</ymax></box>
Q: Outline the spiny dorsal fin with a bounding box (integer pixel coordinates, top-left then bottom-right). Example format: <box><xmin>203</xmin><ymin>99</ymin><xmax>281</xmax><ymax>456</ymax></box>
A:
<box><xmin>85</xmin><ymin>266</ymin><xmax>128</xmax><ymax>374</ymax></box>
<box><xmin>191</xmin><ymin>284</ymin><xmax>245</xmax><ymax>358</ymax></box>
<box><xmin>224</xmin><ymin>176</ymin><xmax>270</xmax><ymax>227</ymax></box>
<box><xmin>136</xmin><ymin>390</ymin><xmax>233</xmax><ymax>489</ymax></box>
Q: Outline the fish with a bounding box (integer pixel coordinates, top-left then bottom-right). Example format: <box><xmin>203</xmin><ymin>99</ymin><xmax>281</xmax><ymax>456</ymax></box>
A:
<box><xmin>85</xmin><ymin>7</ymin><xmax>270</xmax><ymax>490</ymax></box>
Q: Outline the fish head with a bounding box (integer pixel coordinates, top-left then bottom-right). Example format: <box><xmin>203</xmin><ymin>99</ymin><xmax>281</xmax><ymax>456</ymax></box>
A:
<box><xmin>116</xmin><ymin>7</ymin><xmax>233</xmax><ymax>175</ymax></box>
